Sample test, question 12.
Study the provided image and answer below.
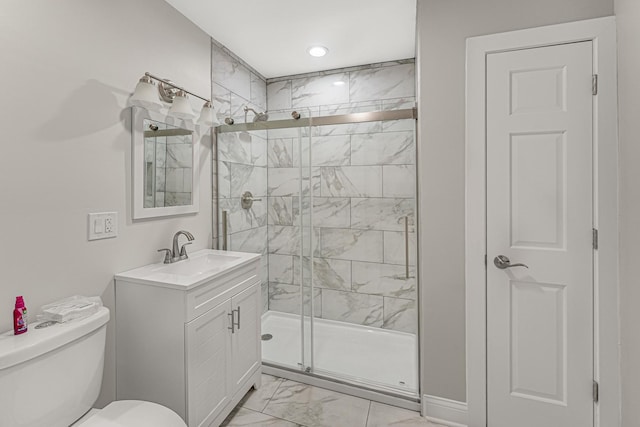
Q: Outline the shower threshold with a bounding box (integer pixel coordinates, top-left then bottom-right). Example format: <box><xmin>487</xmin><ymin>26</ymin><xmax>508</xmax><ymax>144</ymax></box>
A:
<box><xmin>261</xmin><ymin>311</ymin><xmax>418</xmax><ymax>399</ymax></box>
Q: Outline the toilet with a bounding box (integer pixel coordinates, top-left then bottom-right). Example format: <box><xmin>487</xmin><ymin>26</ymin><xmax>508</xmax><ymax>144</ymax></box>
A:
<box><xmin>0</xmin><ymin>306</ymin><xmax>186</xmax><ymax>427</ymax></box>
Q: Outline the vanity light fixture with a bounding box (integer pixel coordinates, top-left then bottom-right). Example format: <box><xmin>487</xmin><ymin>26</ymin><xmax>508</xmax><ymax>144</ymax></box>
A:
<box><xmin>130</xmin><ymin>72</ymin><xmax>217</xmax><ymax>126</ymax></box>
<box><xmin>130</xmin><ymin>75</ymin><xmax>162</xmax><ymax>111</ymax></box>
<box><xmin>197</xmin><ymin>101</ymin><xmax>216</xmax><ymax>127</ymax></box>
<box><xmin>307</xmin><ymin>45</ymin><xmax>328</xmax><ymax>57</ymax></box>
<box><xmin>168</xmin><ymin>90</ymin><xmax>194</xmax><ymax>119</ymax></box>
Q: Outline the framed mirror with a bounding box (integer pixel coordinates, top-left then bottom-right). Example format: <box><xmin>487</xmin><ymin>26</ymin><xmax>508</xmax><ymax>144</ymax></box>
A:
<box><xmin>131</xmin><ymin>106</ymin><xmax>200</xmax><ymax>219</ymax></box>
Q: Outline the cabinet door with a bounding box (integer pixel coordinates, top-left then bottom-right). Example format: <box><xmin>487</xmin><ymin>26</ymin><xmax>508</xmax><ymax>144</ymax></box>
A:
<box><xmin>185</xmin><ymin>299</ymin><xmax>232</xmax><ymax>427</ymax></box>
<box><xmin>230</xmin><ymin>282</ymin><xmax>261</xmax><ymax>389</ymax></box>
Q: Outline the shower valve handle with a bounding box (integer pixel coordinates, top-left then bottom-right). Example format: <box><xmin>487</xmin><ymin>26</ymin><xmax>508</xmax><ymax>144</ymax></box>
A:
<box><xmin>241</xmin><ymin>191</ymin><xmax>262</xmax><ymax>209</ymax></box>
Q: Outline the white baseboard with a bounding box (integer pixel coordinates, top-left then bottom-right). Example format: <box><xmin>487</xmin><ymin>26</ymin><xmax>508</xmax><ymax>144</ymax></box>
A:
<box><xmin>422</xmin><ymin>395</ymin><xmax>468</xmax><ymax>427</ymax></box>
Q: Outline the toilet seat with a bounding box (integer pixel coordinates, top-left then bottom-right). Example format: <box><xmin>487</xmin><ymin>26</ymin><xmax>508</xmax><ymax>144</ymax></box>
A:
<box><xmin>75</xmin><ymin>400</ymin><xmax>186</xmax><ymax>427</ymax></box>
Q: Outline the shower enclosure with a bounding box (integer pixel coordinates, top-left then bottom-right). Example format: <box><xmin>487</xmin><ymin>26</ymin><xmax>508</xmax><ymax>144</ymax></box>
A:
<box><xmin>215</xmin><ymin>106</ymin><xmax>418</xmax><ymax>403</ymax></box>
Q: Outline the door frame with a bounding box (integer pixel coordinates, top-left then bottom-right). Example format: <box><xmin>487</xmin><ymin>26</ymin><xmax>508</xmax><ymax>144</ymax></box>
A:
<box><xmin>465</xmin><ymin>16</ymin><xmax>619</xmax><ymax>427</ymax></box>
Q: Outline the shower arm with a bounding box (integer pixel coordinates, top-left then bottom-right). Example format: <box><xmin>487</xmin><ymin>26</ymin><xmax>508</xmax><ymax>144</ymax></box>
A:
<box><xmin>243</xmin><ymin>106</ymin><xmax>268</xmax><ymax>123</ymax></box>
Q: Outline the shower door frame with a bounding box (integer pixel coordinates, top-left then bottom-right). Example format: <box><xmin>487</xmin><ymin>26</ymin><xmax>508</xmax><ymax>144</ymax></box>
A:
<box><xmin>215</xmin><ymin>107</ymin><xmax>421</xmax><ymax>411</ymax></box>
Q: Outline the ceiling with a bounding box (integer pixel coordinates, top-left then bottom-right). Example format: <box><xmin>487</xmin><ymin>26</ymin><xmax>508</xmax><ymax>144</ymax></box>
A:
<box><xmin>164</xmin><ymin>0</ymin><xmax>417</xmax><ymax>79</ymax></box>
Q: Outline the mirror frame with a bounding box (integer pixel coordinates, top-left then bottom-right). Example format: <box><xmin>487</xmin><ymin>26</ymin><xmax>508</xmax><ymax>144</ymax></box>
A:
<box><xmin>131</xmin><ymin>106</ymin><xmax>200</xmax><ymax>219</ymax></box>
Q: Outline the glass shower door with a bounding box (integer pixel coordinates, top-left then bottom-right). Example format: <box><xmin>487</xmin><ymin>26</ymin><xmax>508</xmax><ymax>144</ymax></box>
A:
<box><xmin>217</xmin><ymin>109</ymin><xmax>419</xmax><ymax>398</ymax></box>
<box><xmin>221</xmin><ymin>117</ymin><xmax>314</xmax><ymax>374</ymax></box>
<box><xmin>307</xmin><ymin>117</ymin><xmax>419</xmax><ymax>396</ymax></box>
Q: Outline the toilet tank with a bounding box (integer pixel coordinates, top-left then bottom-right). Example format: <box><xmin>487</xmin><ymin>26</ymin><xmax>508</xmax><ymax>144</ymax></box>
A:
<box><xmin>0</xmin><ymin>306</ymin><xmax>110</xmax><ymax>427</ymax></box>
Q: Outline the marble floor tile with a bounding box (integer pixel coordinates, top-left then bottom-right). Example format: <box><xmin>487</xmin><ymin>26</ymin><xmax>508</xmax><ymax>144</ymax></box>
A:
<box><xmin>239</xmin><ymin>374</ymin><xmax>285</xmax><ymax>412</ymax></box>
<box><xmin>263</xmin><ymin>380</ymin><xmax>371</xmax><ymax>427</ymax></box>
<box><xmin>223</xmin><ymin>374</ymin><xmax>439</xmax><ymax>427</ymax></box>
<box><xmin>221</xmin><ymin>407</ymin><xmax>302</xmax><ymax>427</ymax></box>
<box><xmin>366</xmin><ymin>402</ymin><xmax>445</xmax><ymax>427</ymax></box>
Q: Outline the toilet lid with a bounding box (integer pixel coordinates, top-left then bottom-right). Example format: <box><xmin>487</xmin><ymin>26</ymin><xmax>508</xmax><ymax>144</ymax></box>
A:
<box><xmin>77</xmin><ymin>400</ymin><xmax>187</xmax><ymax>427</ymax></box>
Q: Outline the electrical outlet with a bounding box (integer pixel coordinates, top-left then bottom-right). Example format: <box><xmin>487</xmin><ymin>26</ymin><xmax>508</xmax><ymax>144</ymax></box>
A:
<box><xmin>105</xmin><ymin>217</ymin><xmax>113</xmax><ymax>233</ymax></box>
<box><xmin>88</xmin><ymin>212</ymin><xmax>118</xmax><ymax>240</ymax></box>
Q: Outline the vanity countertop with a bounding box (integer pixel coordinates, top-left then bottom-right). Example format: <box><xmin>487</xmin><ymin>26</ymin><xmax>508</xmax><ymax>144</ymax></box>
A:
<box><xmin>115</xmin><ymin>249</ymin><xmax>260</xmax><ymax>290</ymax></box>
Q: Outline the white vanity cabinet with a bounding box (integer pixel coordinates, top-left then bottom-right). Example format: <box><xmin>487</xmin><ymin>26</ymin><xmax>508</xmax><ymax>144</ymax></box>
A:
<box><xmin>185</xmin><ymin>283</ymin><xmax>261</xmax><ymax>426</ymax></box>
<box><xmin>115</xmin><ymin>250</ymin><xmax>262</xmax><ymax>427</ymax></box>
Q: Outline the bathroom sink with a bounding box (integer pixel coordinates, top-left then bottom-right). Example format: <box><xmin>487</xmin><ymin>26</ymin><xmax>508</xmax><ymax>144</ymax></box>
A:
<box><xmin>115</xmin><ymin>249</ymin><xmax>260</xmax><ymax>289</ymax></box>
<box><xmin>150</xmin><ymin>253</ymin><xmax>241</xmax><ymax>276</ymax></box>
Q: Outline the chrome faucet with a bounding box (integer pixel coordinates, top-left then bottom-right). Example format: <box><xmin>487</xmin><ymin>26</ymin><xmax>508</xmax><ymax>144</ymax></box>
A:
<box><xmin>157</xmin><ymin>230</ymin><xmax>195</xmax><ymax>264</ymax></box>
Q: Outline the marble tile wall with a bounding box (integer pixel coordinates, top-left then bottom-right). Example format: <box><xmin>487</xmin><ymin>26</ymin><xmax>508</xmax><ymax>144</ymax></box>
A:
<box><xmin>212</xmin><ymin>39</ymin><xmax>270</xmax><ymax>312</ymax></box>
<box><xmin>265</xmin><ymin>61</ymin><xmax>418</xmax><ymax>334</ymax></box>
<box><xmin>267</xmin><ymin>61</ymin><xmax>415</xmax><ymax>112</ymax></box>
<box><xmin>212</xmin><ymin>46</ymin><xmax>417</xmax><ymax>331</ymax></box>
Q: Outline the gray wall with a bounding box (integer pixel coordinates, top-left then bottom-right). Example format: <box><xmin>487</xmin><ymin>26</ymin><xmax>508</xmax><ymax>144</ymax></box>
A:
<box><xmin>615</xmin><ymin>0</ymin><xmax>640</xmax><ymax>424</ymax></box>
<box><xmin>0</xmin><ymin>0</ymin><xmax>212</xmax><ymax>407</ymax></box>
<box><xmin>416</xmin><ymin>0</ymin><xmax>614</xmax><ymax>401</ymax></box>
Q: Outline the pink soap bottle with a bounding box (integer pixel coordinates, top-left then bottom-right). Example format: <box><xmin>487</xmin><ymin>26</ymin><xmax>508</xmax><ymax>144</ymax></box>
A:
<box><xmin>13</xmin><ymin>296</ymin><xmax>27</xmax><ymax>335</ymax></box>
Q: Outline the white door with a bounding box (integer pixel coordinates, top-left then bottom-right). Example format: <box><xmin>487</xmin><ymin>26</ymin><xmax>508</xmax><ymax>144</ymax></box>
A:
<box><xmin>486</xmin><ymin>41</ymin><xmax>594</xmax><ymax>427</ymax></box>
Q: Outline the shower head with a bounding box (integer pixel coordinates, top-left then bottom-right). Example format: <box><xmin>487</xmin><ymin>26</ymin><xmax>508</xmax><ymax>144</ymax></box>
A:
<box><xmin>243</xmin><ymin>106</ymin><xmax>269</xmax><ymax>122</ymax></box>
<box><xmin>254</xmin><ymin>112</ymin><xmax>269</xmax><ymax>122</ymax></box>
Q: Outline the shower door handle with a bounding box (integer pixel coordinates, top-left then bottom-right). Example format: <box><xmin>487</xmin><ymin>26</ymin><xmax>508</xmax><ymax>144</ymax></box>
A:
<box><xmin>400</xmin><ymin>216</ymin><xmax>413</xmax><ymax>279</ymax></box>
<box><xmin>404</xmin><ymin>216</ymin><xmax>410</xmax><ymax>279</ymax></box>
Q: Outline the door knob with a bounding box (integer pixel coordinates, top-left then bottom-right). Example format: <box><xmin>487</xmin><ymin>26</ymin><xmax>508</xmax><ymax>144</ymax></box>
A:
<box><xmin>493</xmin><ymin>255</ymin><xmax>529</xmax><ymax>269</ymax></box>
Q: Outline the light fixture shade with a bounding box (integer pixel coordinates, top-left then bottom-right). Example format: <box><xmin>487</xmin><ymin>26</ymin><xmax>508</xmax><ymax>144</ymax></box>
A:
<box><xmin>168</xmin><ymin>90</ymin><xmax>195</xmax><ymax>119</ymax></box>
<box><xmin>197</xmin><ymin>101</ymin><xmax>217</xmax><ymax>126</ymax></box>
<box><xmin>130</xmin><ymin>76</ymin><xmax>162</xmax><ymax>111</ymax></box>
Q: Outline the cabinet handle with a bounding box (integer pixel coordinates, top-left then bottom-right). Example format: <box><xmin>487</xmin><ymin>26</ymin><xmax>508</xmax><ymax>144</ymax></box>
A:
<box><xmin>228</xmin><ymin>311</ymin><xmax>235</xmax><ymax>333</ymax></box>
<box><xmin>235</xmin><ymin>307</ymin><xmax>241</xmax><ymax>330</ymax></box>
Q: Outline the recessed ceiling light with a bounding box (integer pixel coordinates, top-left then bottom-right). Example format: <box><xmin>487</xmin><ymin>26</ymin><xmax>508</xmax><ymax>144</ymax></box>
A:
<box><xmin>308</xmin><ymin>46</ymin><xmax>328</xmax><ymax>57</ymax></box>
<box><xmin>333</xmin><ymin>81</ymin><xmax>346</xmax><ymax>86</ymax></box>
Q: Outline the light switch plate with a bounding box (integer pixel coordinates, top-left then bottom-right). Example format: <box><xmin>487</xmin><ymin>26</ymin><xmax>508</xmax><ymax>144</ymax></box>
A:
<box><xmin>88</xmin><ymin>212</ymin><xmax>118</xmax><ymax>241</ymax></box>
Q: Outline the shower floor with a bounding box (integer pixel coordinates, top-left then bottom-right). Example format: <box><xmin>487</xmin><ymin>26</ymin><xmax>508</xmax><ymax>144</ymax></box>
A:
<box><xmin>261</xmin><ymin>311</ymin><xmax>418</xmax><ymax>395</ymax></box>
